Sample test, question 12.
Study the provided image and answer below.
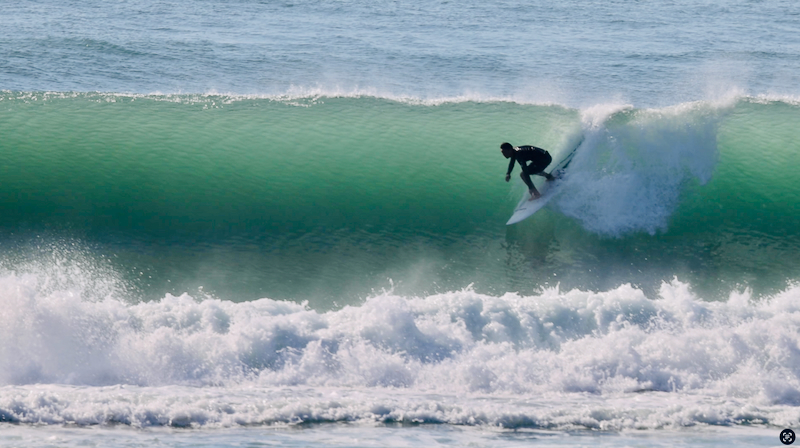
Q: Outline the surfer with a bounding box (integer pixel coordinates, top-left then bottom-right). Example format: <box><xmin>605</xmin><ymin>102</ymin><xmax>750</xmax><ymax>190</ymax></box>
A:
<box><xmin>501</xmin><ymin>142</ymin><xmax>555</xmax><ymax>200</ymax></box>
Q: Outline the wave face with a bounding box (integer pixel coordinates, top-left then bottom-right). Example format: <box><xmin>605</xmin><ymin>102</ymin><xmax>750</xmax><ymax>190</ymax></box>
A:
<box><xmin>2</xmin><ymin>92</ymin><xmax>800</xmax><ymax>301</ymax></box>
<box><xmin>1</xmin><ymin>260</ymin><xmax>800</xmax><ymax>429</ymax></box>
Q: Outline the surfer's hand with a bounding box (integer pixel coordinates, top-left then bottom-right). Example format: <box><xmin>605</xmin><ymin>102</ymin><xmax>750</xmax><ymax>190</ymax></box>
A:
<box><xmin>505</xmin><ymin>174</ymin><xmax>510</xmax><ymax>182</ymax></box>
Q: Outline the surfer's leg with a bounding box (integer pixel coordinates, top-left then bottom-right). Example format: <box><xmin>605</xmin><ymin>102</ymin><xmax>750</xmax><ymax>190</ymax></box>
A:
<box><xmin>519</xmin><ymin>170</ymin><xmax>534</xmax><ymax>190</ymax></box>
<box><xmin>536</xmin><ymin>171</ymin><xmax>556</xmax><ymax>181</ymax></box>
<box><xmin>519</xmin><ymin>170</ymin><xmax>541</xmax><ymax>199</ymax></box>
<box><xmin>529</xmin><ymin>153</ymin><xmax>553</xmax><ymax>181</ymax></box>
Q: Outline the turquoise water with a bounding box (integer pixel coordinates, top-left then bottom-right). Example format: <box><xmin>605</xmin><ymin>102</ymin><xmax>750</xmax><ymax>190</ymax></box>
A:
<box><xmin>2</xmin><ymin>93</ymin><xmax>798</xmax><ymax>303</ymax></box>
<box><xmin>2</xmin><ymin>1</ymin><xmax>800</xmax><ymax>446</ymax></box>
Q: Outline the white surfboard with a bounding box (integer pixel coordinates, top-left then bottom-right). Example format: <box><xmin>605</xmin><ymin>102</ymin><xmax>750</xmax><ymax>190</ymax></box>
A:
<box><xmin>506</xmin><ymin>140</ymin><xmax>582</xmax><ymax>225</ymax></box>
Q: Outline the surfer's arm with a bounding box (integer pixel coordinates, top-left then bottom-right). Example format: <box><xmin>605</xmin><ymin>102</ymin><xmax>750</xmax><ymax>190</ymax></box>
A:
<box><xmin>505</xmin><ymin>155</ymin><xmax>516</xmax><ymax>181</ymax></box>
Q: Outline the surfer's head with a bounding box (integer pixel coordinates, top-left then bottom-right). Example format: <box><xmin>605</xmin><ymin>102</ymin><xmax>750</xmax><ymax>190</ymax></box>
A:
<box><xmin>500</xmin><ymin>142</ymin><xmax>513</xmax><ymax>158</ymax></box>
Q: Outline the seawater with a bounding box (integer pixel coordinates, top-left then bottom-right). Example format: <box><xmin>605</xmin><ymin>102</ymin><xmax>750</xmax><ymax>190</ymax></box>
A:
<box><xmin>2</xmin><ymin>93</ymin><xmax>799</xmax><ymax>302</ymax></box>
<box><xmin>2</xmin><ymin>0</ymin><xmax>800</xmax><ymax>447</ymax></box>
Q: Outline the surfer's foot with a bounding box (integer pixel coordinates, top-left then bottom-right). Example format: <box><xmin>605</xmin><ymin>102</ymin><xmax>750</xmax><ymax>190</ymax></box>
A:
<box><xmin>529</xmin><ymin>190</ymin><xmax>541</xmax><ymax>200</ymax></box>
<box><xmin>545</xmin><ymin>172</ymin><xmax>556</xmax><ymax>181</ymax></box>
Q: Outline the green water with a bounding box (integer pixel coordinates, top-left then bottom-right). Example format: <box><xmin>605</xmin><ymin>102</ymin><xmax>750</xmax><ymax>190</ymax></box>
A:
<box><xmin>1</xmin><ymin>93</ymin><xmax>799</xmax><ymax>305</ymax></box>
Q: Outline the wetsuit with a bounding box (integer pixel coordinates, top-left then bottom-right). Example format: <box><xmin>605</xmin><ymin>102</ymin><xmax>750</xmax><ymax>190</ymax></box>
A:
<box><xmin>506</xmin><ymin>145</ymin><xmax>553</xmax><ymax>191</ymax></box>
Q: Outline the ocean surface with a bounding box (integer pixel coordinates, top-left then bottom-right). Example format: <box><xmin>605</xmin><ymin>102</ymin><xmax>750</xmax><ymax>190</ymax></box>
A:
<box><xmin>2</xmin><ymin>1</ymin><xmax>800</xmax><ymax>447</ymax></box>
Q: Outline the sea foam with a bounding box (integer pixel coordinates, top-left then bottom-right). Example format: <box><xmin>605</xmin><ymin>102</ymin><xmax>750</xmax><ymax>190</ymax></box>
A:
<box><xmin>2</xmin><ymin>260</ymin><xmax>800</xmax><ymax>428</ymax></box>
<box><xmin>553</xmin><ymin>101</ymin><xmax>723</xmax><ymax>236</ymax></box>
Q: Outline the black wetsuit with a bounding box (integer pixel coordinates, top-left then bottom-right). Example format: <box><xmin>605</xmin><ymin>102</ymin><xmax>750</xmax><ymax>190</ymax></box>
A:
<box><xmin>506</xmin><ymin>145</ymin><xmax>552</xmax><ymax>191</ymax></box>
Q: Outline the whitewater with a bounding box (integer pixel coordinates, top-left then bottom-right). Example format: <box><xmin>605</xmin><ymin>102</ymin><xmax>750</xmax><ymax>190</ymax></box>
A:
<box><xmin>4</xmin><ymin>259</ymin><xmax>800</xmax><ymax>425</ymax></box>
<box><xmin>3</xmin><ymin>0</ymin><xmax>800</xmax><ymax>447</ymax></box>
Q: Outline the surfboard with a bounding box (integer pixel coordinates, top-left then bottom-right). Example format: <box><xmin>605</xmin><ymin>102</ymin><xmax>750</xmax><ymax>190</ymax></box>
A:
<box><xmin>506</xmin><ymin>140</ymin><xmax>582</xmax><ymax>225</ymax></box>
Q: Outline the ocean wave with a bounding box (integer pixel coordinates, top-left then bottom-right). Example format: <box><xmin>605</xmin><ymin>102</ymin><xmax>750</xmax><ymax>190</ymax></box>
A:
<box><xmin>2</xmin><ymin>92</ymin><xmax>799</xmax><ymax>298</ymax></box>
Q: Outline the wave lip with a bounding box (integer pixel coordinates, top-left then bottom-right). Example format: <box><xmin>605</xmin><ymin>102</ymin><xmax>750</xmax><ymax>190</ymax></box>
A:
<box><xmin>9</xmin><ymin>89</ymin><xmax>800</xmax><ymax>106</ymax></box>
